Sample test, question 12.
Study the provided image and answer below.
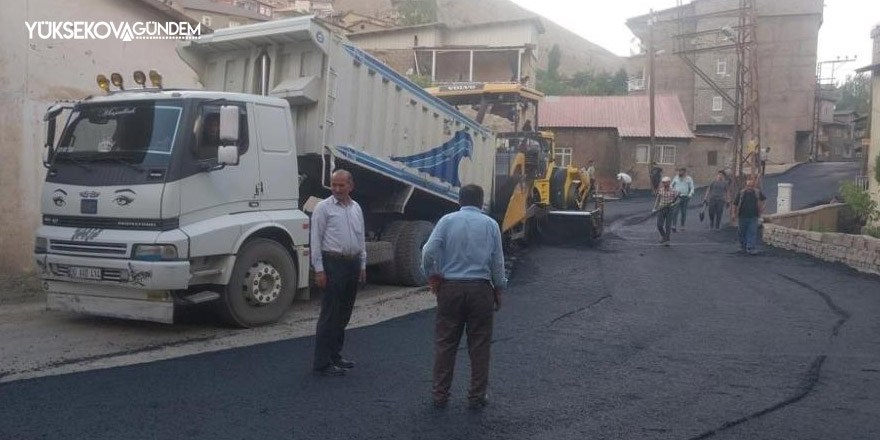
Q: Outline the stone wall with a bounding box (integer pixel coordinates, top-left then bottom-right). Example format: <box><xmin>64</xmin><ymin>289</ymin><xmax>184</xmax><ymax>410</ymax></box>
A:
<box><xmin>763</xmin><ymin>220</ymin><xmax>880</xmax><ymax>277</ymax></box>
<box><xmin>764</xmin><ymin>203</ymin><xmax>843</xmax><ymax>231</ymax></box>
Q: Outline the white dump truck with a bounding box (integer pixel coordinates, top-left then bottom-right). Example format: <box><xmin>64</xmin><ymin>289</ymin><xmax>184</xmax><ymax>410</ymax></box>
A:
<box><xmin>34</xmin><ymin>17</ymin><xmax>496</xmax><ymax>326</ymax></box>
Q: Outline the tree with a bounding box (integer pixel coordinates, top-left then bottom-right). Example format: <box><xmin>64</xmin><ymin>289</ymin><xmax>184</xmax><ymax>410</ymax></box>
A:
<box><xmin>396</xmin><ymin>0</ymin><xmax>437</xmax><ymax>26</ymax></box>
<box><xmin>837</xmin><ymin>73</ymin><xmax>871</xmax><ymax>115</ymax></box>
<box><xmin>536</xmin><ymin>46</ymin><xmax>629</xmax><ymax>97</ymax></box>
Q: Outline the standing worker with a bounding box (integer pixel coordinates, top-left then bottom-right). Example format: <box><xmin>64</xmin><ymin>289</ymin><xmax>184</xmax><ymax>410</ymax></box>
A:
<box><xmin>703</xmin><ymin>171</ymin><xmax>730</xmax><ymax>230</ymax></box>
<box><xmin>582</xmin><ymin>160</ymin><xmax>597</xmax><ymax>196</ymax></box>
<box><xmin>671</xmin><ymin>167</ymin><xmax>694</xmax><ymax>232</ymax></box>
<box><xmin>422</xmin><ymin>184</ymin><xmax>506</xmax><ymax>410</ymax></box>
<box><xmin>733</xmin><ymin>178</ymin><xmax>767</xmax><ymax>255</ymax></box>
<box><xmin>311</xmin><ymin>169</ymin><xmax>367</xmax><ymax>377</ymax></box>
<box><xmin>650</xmin><ymin>162</ymin><xmax>663</xmax><ymax>196</ymax></box>
<box><xmin>653</xmin><ymin>176</ymin><xmax>679</xmax><ymax>246</ymax></box>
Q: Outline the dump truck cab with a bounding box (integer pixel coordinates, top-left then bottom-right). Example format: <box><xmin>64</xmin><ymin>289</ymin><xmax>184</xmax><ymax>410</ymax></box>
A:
<box><xmin>36</xmin><ymin>88</ymin><xmax>310</xmax><ymax>325</ymax></box>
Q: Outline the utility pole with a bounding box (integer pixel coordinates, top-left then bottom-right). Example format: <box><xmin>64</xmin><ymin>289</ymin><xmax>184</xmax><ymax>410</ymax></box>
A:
<box><xmin>811</xmin><ymin>56</ymin><xmax>857</xmax><ymax>161</ymax></box>
<box><xmin>647</xmin><ymin>9</ymin><xmax>656</xmax><ymax>178</ymax></box>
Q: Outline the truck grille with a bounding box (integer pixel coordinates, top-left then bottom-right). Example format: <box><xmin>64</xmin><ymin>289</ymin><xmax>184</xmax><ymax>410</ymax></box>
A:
<box><xmin>50</xmin><ymin>240</ymin><xmax>128</xmax><ymax>258</ymax></box>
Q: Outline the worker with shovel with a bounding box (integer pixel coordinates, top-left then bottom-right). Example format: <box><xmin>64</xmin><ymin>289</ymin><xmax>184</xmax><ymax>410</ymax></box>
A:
<box><xmin>653</xmin><ymin>176</ymin><xmax>679</xmax><ymax>246</ymax></box>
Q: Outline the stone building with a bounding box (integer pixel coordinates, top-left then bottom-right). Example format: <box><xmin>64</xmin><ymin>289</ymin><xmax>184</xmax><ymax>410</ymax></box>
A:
<box><xmin>0</xmin><ymin>0</ymin><xmax>200</xmax><ymax>275</ymax></box>
<box><xmin>175</xmin><ymin>0</ymin><xmax>275</xmax><ymax>29</ymax></box>
<box><xmin>539</xmin><ymin>95</ymin><xmax>730</xmax><ymax>191</ymax></box>
<box><xmin>626</xmin><ymin>0</ymin><xmax>823</xmax><ymax>166</ymax></box>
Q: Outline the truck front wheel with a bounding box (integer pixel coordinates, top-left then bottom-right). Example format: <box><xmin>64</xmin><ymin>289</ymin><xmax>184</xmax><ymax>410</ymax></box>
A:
<box><xmin>217</xmin><ymin>238</ymin><xmax>297</xmax><ymax>328</ymax></box>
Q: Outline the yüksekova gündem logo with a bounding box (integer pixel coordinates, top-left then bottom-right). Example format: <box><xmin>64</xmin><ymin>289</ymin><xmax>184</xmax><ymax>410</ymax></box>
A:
<box><xmin>25</xmin><ymin>21</ymin><xmax>201</xmax><ymax>41</ymax></box>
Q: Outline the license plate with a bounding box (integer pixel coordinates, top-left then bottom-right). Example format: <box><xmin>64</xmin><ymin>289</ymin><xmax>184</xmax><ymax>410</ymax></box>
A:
<box><xmin>69</xmin><ymin>266</ymin><xmax>102</xmax><ymax>280</ymax></box>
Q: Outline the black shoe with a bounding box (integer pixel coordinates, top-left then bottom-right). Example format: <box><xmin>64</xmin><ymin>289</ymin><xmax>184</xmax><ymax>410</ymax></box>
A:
<box><xmin>433</xmin><ymin>399</ymin><xmax>449</xmax><ymax>409</ymax></box>
<box><xmin>314</xmin><ymin>365</ymin><xmax>346</xmax><ymax>377</ymax></box>
<box><xmin>334</xmin><ymin>359</ymin><xmax>356</xmax><ymax>369</ymax></box>
<box><xmin>467</xmin><ymin>396</ymin><xmax>489</xmax><ymax>410</ymax></box>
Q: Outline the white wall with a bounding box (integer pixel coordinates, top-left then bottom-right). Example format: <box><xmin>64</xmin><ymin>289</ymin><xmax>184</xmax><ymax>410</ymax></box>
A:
<box><xmin>0</xmin><ymin>0</ymin><xmax>199</xmax><ymax>274</ymax></box>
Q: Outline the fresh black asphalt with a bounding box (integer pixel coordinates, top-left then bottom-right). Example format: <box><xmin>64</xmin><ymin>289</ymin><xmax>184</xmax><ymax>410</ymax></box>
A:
<box><xmin>3</xmin><ymin>162</ymin><xmax>879</xmax><ymax>440</ymax></box>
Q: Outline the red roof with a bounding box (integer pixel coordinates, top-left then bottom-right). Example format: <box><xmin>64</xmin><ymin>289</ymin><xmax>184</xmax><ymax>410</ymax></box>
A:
<box><xmin>539</xmin><ymin>95</ymin><xmax>694</xmax><ymax>139</ymax></box>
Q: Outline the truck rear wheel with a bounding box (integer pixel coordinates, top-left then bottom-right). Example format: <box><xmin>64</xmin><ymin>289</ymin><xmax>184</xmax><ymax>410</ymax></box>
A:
<box><xmin>395</xmin><ymin>221</ymin><xmax>434</xmax><ymax>286</ymax></box>
<box><xmin>374</xmin><ymin>220</ymin><xmax>407</xmax><ymax>284</ymax></box>
<box><xmin>217</xmin><ymin>238</ymin><xmax>297</xmax><ymax>328</ymax></box>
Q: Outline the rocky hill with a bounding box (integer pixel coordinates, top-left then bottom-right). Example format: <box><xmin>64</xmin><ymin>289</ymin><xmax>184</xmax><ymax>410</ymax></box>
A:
<box><xmin>332</xmin><ymin>0</ymin><xmax>624</xmax><ymax>75</ymax></box>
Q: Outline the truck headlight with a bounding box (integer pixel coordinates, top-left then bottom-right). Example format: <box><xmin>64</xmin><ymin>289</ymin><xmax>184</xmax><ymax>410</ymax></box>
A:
<box><xmin>132</xmin><ymin>244</ymin><xmax>178</xmax><ymax>261</ymax></box>
<box><xmin>34</xmin><ymin>237</ymin><xmax>48</xmax><ymax>254</ymax></box>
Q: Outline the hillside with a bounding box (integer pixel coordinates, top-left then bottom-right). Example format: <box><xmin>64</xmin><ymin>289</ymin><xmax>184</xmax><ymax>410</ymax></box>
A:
<box><xmin>332</xmin><ymin>0</ymin><xmax>624</xmax><ymax>75</ymax></box>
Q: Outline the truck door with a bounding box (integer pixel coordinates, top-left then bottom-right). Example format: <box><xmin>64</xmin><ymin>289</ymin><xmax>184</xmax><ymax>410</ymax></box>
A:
<box><xmin>179</xmin><ymin>102</ymin><xmax>262</xmax><ymax>231</ymax></box>
<box><xmin>253</xmin><ymin>103</ymin><xmax>298</xmax><ymax>211</ymax></box>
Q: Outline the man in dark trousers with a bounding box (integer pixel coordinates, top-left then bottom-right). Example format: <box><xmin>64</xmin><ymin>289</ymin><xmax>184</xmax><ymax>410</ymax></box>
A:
<box><xmin>422</xmin><ymin>185</ymin><xmax>506</xmax><ymax>410</ymax></box>
<box><xmin>653</xmin><ymin>176</ymin><xmax>678</xmax><ymax>246</ymax></box>
<box><xmin>311</xmin><ymin>169</ymin><xmax>366</xmax><ymax>377</ymax></box>
<box><xmin>733</xmin><ymin>178</ymin><xmax>767</xmax><ymax>255</ymax></box>
<box><xmin>650</xmin><ymin>162</ymin><xmax>663</xmax><ymax>195</ymax></box>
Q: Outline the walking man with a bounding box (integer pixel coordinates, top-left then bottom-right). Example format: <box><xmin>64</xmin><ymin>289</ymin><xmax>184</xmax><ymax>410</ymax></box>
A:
<box><xmin>422</xmin><ymin>184</ymin><xmax>506</xmax><ymax>410</ymax></box>
<box><xmin>616</xmin><ymin>171</ymin><xmax>632</xmax><ymax>198</ymax></box>
<box><xmin>671</xmin><ymin>167</ymin><xmax>694</xmax><ymax>231</ymax></box>
<box><xmin>311</xmin><ymin>169</ymin><xmax>367</xmax><ymax>377</ymax></box>
<box><xmin>703</xmin><ymin>171</ymin><xmax>729</xmax><ymax>230</ymax></box>
<box><xmin>653</xmin><ymin>176</ymin><xmax>679</xmax><ymax>246</ymax></box>
<box><xmin>733</xmin><ymin>178</ymin><xmax>767</xmax><ymax>255</ymax></box>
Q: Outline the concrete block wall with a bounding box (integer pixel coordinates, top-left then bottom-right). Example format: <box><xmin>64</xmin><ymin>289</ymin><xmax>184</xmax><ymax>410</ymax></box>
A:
<box><xmin>763</xmin><ymin>223</ymin><xmax>880</xmax><ymax>277</ymax></box>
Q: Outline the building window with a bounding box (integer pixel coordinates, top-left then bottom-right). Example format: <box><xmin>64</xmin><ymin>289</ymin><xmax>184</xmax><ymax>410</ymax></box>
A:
<box><xmin>636</xmin><ymin>144</ymin><xmax>675</xmax><ymax>165</ymax></box>
<box><xmin>228</xmin><ymin>20</ymin><xmax>241</xmax><ymax>27</ymax></box>
<box><xmin>555</xmin><ymin>147</ymin><xmax>573</xmax><ymax>167</ymax></box>
<box><xmin>716</xmin><ymin>59</ymin><xmax>727</xmax><ymax>75</ymax></box>
<box><xmin>707</xmin><ymin>150</ymin><xmax>718</xmax><ymax>166</ymax></box>
<box><xmin>201</xmin><ymin>15</ymin><xmax>213</xmax><ymax>27</ymax></box>
<box><xmin>656</xmin><ymin>145</ymin><xmax>676</xmax><ymax>165</ymax></box>
<box><xmin>636</xmin><ymin>144</ymin><xmax>649</xmax><ymax>164</ymax></box>
<box><xmin>712</xmin><ymin>96</ymin><xmax>723</xmax><ymax>112</ymax></box>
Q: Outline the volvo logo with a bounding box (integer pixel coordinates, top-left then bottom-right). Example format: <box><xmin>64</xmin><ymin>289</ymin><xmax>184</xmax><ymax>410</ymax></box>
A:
<box><xmin>80</xmin><ymin>191</ymin><xmax>100</xmax><ymax>199</ymax></box>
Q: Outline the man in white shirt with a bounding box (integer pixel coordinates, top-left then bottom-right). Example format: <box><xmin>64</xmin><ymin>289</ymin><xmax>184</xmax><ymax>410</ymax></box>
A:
<box><xmin>616</xmin><ymin>172</ymin><xmax>632</xmax><ymax>198</ymax></box>
<box><xmin>311</xmin><ymin>169</ymin><xmax>367</xmax><ymax>377</ymax></box>
<box><xmin>671</xmin><ymin>167</ymin><xmax>694</xmax><ymax>232</ymax></box>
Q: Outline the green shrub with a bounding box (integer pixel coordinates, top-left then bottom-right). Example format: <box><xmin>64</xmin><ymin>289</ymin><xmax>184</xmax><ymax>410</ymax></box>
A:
<box><xmin>865</xmin><ymin>226</ymin><xmax>880</xmax><ymax>239</ymax></box>
<box><xmin>840</xmin><ymin>181</ymin><xmax>880</xmax><ymax>227</ymax></box>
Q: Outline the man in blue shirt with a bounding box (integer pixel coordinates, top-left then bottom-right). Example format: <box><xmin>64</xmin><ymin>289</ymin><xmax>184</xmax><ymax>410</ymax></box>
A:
<box><xmin>422</xmin><ymin>184</ymin><xmax>506</xmax><ymax>410</ymax></box>
<box><xmin>671</xmin><ymin>167</ymin><xmax>695</xmax><ymax>231</ymax></box>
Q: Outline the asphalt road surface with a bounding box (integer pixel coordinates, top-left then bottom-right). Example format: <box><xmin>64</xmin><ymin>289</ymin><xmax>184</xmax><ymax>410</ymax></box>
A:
<box><xmin>3</xmin><ymin>162</ymin><xmax>878</xmax><ymax>440</ymax></box>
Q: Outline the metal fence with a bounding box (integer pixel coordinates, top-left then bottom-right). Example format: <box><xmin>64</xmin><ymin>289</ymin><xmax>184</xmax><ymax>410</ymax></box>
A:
<box><xmin>855</xmin><ymin>175</ymin><xmax>870</xmax><ymax>191</ymax></box>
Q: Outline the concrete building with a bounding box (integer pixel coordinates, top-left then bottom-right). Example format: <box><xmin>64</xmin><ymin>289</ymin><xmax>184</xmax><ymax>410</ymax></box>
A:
<box><xmin>348</xmin><ymin>18</ymin><xmax>544</xmax><ymax>88</ymax></box>
<box><xmin>176</xmin><ymin>0</ymin><xmax>275</xmax><ymax>29</ymax></box>
<box><xmin>334</xmin><ymin>0</ymin><xmax>624</xmax><ymax>77</ymax></box>
<box><xmin>626</xmin><ymin>0</ymin><xmax>823</xmax><ymax>166</ymax></box>
<box><xmin>856</xmin><ymin>25</ymin><xmax>880</xmax><ymax>225</ymax></box>
<box><xmin>539</xmin><ymin>95</ymin><xmax>730</xmax><ymax>190</ymax></box>
<box><xmin>0</xmin><ymin>0</ymin><xmax>200</xmax><ymax>275</ymax></box>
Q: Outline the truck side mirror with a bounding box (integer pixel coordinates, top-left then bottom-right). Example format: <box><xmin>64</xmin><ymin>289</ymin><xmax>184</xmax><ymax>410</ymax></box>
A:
<box><xmin>219</xmin><ymin>105</ymin><xmax>239</xmax><ymax>145</ymax></box>
<box><xmin>217</xmin><ymin>145</ymin><xmax>239</xmax><ymax>166</ymax></box>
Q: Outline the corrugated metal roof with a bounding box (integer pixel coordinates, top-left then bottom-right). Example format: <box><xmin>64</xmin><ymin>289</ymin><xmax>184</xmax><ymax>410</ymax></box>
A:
<box><xmin>539</xmin><ymin>95</ymin><xmax>694</xmax><ymax>139</ymax></box>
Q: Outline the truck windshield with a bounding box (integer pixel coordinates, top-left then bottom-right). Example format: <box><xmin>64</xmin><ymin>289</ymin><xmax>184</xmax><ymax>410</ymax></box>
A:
<box><xmin>56</xmin><ymin>102</ymin><xmax>183</xmax><ymax>164</ymax></box>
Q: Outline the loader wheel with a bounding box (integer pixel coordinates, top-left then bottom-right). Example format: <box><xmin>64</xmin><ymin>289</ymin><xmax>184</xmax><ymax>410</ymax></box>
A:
<box><xmin>217</xmin><ymin>238</ymin><xmax>296</xmax><ymax>328</ymax></box>
<box><xmin>395</xmin><ymin>221</ymin><xmax>434</xmax><ymax>286</ymax></box>
<box><xmin>374</xmin><ymin>220</ymin><xmax>407</xmax><ymax>284</ymax></box>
